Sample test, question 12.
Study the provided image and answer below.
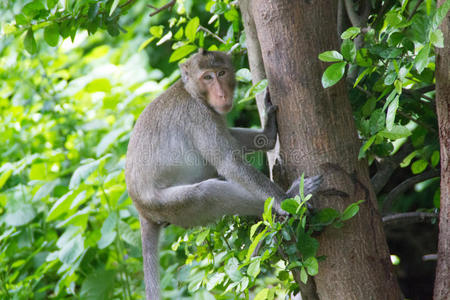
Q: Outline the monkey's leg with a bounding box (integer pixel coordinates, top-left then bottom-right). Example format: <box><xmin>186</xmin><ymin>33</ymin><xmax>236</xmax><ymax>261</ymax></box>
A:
<box><xmin>155</xmin><ymin>178</ymin><xmax>270</xmax><ymax>227</ymax></box>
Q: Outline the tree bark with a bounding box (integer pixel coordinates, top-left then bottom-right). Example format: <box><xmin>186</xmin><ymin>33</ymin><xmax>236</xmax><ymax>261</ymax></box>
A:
<box><xmin>247</xmin><ymin>1</ymin><xmax>403</xmax><ymax>299</ymax></box>
<box><xmin>433</xmin><ymin>1</ymin><xmax>450</xmax><ymax>298</ymax></box>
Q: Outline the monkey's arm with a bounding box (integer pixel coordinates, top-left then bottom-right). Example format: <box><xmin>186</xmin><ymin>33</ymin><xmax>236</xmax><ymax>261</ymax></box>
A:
<box><xmin>229</xmin><ymin>90</ymin><xmax>278</xmax><ymax>151</ymax></box>
<box><xmin>192</xmin><ymin>117</ymin><xmax>287</xmax><ymax>214</ymax></box>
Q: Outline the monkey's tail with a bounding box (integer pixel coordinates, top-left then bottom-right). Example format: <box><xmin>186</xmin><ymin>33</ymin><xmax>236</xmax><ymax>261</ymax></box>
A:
<box><xmin>140</xmin><ymin>217</ymin><xmax>162</xmax><ymax>300</ymax></box>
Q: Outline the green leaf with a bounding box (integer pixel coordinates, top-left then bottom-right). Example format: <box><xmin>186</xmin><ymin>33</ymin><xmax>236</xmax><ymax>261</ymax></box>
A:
<box><xmin>80</xmin><ymin>269</ymin><xmax>115</xmax><ymax>300</ymax></box>
<box><xmin>44</xmin><ymin>23</ymin><xmax>59</xmax><ymax>47</ymax></box>
<box><xmin>138</xmin><ymin>37</ymin><xmax>155</xmax><ymax>52</ymax></box>
<box><xmin>22</xmin><ymin>1</ymin><xmax>46</xmax><ymax>18</ymax></box>
<box><xmin>195</xmin><ymin>229</ymin><xmax>210</xmax><ymax>246</ymax></box>
<box><xmin>400</xmin><ymin>151</ymin><xmax>418</xmax><ymax>167</ymax></box>
<box><xmin>206</xmin><ymin>273</ymin><xmax>225</xmax><ymax>291</ymax></box>
<box><xmin>255</xmin><ymin>288</ymin><xmax>269</xmax><ymax>300</ymax></box>
<box><xmin>341</xmin><ymin>201</ymin><xmax>362</xmax><ymax>221</ymax></box>
<box><xmin>318</xmin><ymin>51</ymin><xmax>343</xmax><ymax>62</ymax></box>
<box><xmin>300</xmin><ymin>267</ymin><xmax>308</xmax><ymax>283</ymax></box>
<box><xmin>247</xmin><ymin>260</ymin><xmax>261</xmax><ymax>278</ymax></box>
<box><xmin>297</xmin><ymin>231</ymin><xmax>319</xmax><ymax>258</ymax></box>
<box><xmin>314</xmin><ymin>208</ymin><xmax>340</xmax><ymax>225</ymax></box>
<box><xmin>97</xmin><ymin>213</ymin><xmax>118</xmax><ymax>249</ymax></box>
<box><xmin>263</xmin><ymin>197</ymin><xmax>274</xmax><ymax>225</ymax></box>
<box><xmin>246</xmin><ymin>228</ymin><xmax>267</xmax><ymax>261</ymax></box>
<box><xmin>281</xmin><ymin>198</ymin><xmax>299</xmax><ymax>215</ymax></box>
<box><xmin>379</xmin><ymin>125</ymin><xmax>412</xmax><ymax>140</ymax></box>
<box><xmin>358</xmin><ymin>135</ymin><xmax>376</xmax><ymax>159</ymax></box>
<box><xmin>58</xmin><ymin>234</ymin><xmax>84</xmax><ymax>264</ymax></box>
<box><xmin>431</xmin><ymin>151</ymin><xmax>440</xmax><ymax>167</ymax></box>
<box><xmin>236</xmin><ymin>68</ymin><xmax>252</xmax><ymax>82</ymax></box>
<box><xmin>321</xmin><ymin>62</ymin><xmax>346</xmax><ymax>88</ymax></box>
<box><xmin>69</xmin><ymin>159</ymin><xmax>102</xmax><ymax>189</ymax></box>
<box><xmin>341</xmin><ymin>27</ymin><xmax>360</xmax><ymax>39</ymax></box>
<box><xmin>0</xmin><ymin>168</ymin><xmax>13</xmax><ymax>190</ymax></box>
<box><xmin>386</xmin><ymin>95</ymin><xmax>399</xmax><ymax>130</ymax></box>
<box><xmin>432</xmin><ymin>0</ymin><xmax>450</xmax><ymax>30</ymax></box>
<box><xmin>109</xmin><ymin>0</ymin><xmax>120</xmax><ymax>16</ymax></box>
<box><xmin>341</xmin><ymin>39</ymin><xmax>356</xmax><ymax>62</ymax></box>
<box><xmin>369</xmin><ymin>109</ymin><xmax>386</xmax><ymax>134</ymax></box>
<box><xmin>304</xmin><ymin>257</ymin><xmax>319</xmax><ymax>276</ymax></box>
<box><xmin>150</xmin><ymin>25</ymin><xmax>164</xmax><ymax>38</ymax></box>
<box><xmin>356</xmin><ymin>48</ymin><xmax>373</xmax><ymax>67</ymax></box>
<box><xmin>24</xmin><ymin>29</ymin><xmax>37</xmax><ymax>54</ymax></box>
<box><xmin>411</xmin><ymin>159</ymin><xmax>428</xmax><ymax>174</ymax></box>
<box><xmin>47</xmin><ymin>0</ymin><xmax>58</xmax><ymax>9</ymax></box>
<box><xmin>174</xmin><ymin>27</ymin><xmax>184</xmax><ymax>40</ymax></box>
<box><xmin>414</xmin><ymin>44</ymin><xmax>430</xmax><ymax>74</ymax></box>
<box><xmin>156</xmin><ymin>31</ymin><xmax>172</xmax><ymax>46</ymax></box>
<box><xmin>169</xmin><ymin>44</ymin><xmax>197</xmax><ymax>62</ymax></box>
<box><xmin>32</xmin><ymin>179</ymin><xmax>60</xmax><ymax>201</ymax></box>
<box><xmin>5</xmin><ymin>203</ymin><xmax>36</xmax><ymax>226</ymax></box>
<box><xmin>225</xmin><ymin>257</ymin><xmax>242</xmax><ymax>282</ymax></box>
<box><xmin>185</xmin><ymin>17</ymin><xmax>200</xmax><ymax>42</ymax></box>
<box><xmin>430</xmin><ymin>29</ymin><xmax>444</xmax><ymax>48</ymax></box>
<box><xmin>95</xmin><ymin>128</ymin><xmax>126</xmax><ymax>157</ymax></box>
<box><xmin>47</xmin><ymin>191</ymin><xmax>74</xmax><ymax>221</ymax></box>
<box><xmin>250</xmin><ymin>221</ymin><xmax>262</xmax><ymax>239</ymax></box>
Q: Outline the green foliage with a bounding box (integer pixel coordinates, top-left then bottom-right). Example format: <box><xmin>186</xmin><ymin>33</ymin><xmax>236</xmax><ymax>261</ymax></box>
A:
<box><xmin>0</xmin><ymin>0</ymin><xmax>444</xmax><ymax>298</ymax></box>
<box><xmin>319</xmin><ymin>0</ymin><xmax>444</xmax><ymax>212</ymax></box>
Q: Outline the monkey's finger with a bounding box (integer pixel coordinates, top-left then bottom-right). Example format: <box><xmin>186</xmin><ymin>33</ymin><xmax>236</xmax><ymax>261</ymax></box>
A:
<box><xmin>266</xmin><ymin>104</ymin><xmax>278</xmax><ymax>114</ymax></box>
<box><xmin>264</xmin><ymin>87</ymin><xmax>272</xmax><ymax>107</ymax></box>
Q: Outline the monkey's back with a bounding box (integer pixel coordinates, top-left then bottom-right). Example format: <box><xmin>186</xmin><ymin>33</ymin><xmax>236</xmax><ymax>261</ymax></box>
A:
<box><xmin>125</xmin><ymin>80</ymin><xmax>217</xmax><ymax>208</ymax></box>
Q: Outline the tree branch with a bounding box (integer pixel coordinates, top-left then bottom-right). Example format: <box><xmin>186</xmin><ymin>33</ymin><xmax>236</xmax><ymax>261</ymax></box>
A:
<box><xmin>407</xmin><ymin>0</ymin><xmax>424</xmax><ymax>21</ymax></box>
<box><xmin>382</xmin><ymin>170</ymin><xmax>440</xmax><ymax>214</ymax></box>
<box><xmin>371</xmin><ymin>143</ymin><xmax>413</xmax><ymax>194</ymax></box>
<box><xmin>383</xmin><ymin>211</ymin><xmax>438</xmax><ymax>227</ymax></box>
<box><xmin>198</xmin><ymin>25</ymin><xmax>226</xmax><ymax>44</ymax></box>
<box><xmin>344</xmin><ymin>0</ymin><xmax>363</xmax><ymax>27</ymax></box>
<box><xmin>148</xmin><ymin>0</ymin><xmax>176</xmax><ymax>17</ymax></box>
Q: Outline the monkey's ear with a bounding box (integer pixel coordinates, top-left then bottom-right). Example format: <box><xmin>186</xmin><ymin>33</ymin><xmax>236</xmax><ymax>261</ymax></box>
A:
<box><xmin>180</xmin><ymin>61</ymin><xmax>190</xmax><ymax>82</ymax></box>
<box><xmin>198</xmin><ymin>48</ymin><xmax>208</xmax><ymax>55</ymax></box>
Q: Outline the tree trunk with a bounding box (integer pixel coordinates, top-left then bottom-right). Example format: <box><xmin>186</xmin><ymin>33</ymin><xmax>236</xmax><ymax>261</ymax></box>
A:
<box><xmin>245</xmin><ymin>1</ymin><xmax>403</xmax><ymax>299</ymax></box>
<box><xmin>433</xmin><ymin>1</ymin><xmax>449</xmax><ymax>298</ymax></box>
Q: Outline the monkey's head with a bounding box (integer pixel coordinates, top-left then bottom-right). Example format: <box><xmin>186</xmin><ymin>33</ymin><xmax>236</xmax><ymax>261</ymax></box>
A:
<box><xmin>180</xmin><ymin>49</ymin><xmax>236</xmax><ymax>115</ymax></box>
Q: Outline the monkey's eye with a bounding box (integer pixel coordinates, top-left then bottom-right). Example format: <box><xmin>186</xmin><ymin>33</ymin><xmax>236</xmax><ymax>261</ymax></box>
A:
<box><xmin>218</xmin><ymin>70</ymin><xmax>226</xmax><ymax>77</ymax></box>
<box><xmin>203</xmin><ymin>74</ymin><xmax>213</xmax><ymax>81</ymax></box>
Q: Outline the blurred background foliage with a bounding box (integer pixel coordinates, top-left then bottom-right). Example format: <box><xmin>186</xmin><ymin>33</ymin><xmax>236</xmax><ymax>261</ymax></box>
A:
<box><xmin>0</xmin><ymin>0</ymin><xmax>446</xmax><ymax>299</ymax></box>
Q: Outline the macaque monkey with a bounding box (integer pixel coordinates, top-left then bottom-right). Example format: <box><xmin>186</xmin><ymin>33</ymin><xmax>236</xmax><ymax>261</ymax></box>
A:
<box><xmin>125</xmin><ymin>49</ymin><xmax>321</xmax><ymax>300</ymax></box>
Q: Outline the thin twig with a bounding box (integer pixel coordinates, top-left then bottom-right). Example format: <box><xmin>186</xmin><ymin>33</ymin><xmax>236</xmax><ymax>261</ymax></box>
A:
<box><xmin>198</xmin><ymin>25</ymin><xmax>226</xmax><ymax>44</ymax></box>
<box><xmin>148</xmin><ymin>0</ymin><xmax>176</xmax><ymax>17</ymax></box>
<box><xmin>407</xmin><ymin>0</ymin><xmax>424</xmax><ymax>21</ymax></box>
<box><xmin>383</xmin><ymin>211</ymin><xmax>438</xmax><ymax>227</ymax></box>
<box><xmin>382</xmin><ymin>170</ymin><xmax>440</xmax><ymax>214</ymax></box>
<box><xmin>119</xmin><ymin>0</ymin><xmax>137</xmax><ymax>9</ymax></box>
<box><xmin>344</xmin><ymin>0</ymin><xmax>363</xmax><ymax>27</ymax></box>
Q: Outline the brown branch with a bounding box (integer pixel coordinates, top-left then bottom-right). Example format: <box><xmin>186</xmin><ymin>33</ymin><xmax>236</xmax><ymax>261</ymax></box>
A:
<box><xmin>198</xmin><ymin>25</ymin><xmax>226</xmax><ymax>44</ymax></box>
<box><xmin>382</xmin><ymin>170</ymin><xmax>440</xmax><ymax>214</ymax></box>
<box><xmin>383</xmin><ymin>211</ymin><xmax>438</xmax><ymax>227</ymax></box>
<box><xmin>371</xmin><ymin>143</ymin><xmax>413</xmax><ymax>194</ymax></box>
<box><xmin>119</xmin><ymin>0</ymin><xmax>137</xmax><ymax>9</ymax></box>
<box><xmin>148</xmin><ymin>0</ymin><xmax>176</xmax><ymax>17</ymax></box>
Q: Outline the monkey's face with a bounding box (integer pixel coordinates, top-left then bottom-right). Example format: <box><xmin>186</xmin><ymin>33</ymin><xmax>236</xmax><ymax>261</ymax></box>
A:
<box><xmin>199</xmin><ymin>69</ymin><xmax>234</xmax><ymax>115</ymax></box>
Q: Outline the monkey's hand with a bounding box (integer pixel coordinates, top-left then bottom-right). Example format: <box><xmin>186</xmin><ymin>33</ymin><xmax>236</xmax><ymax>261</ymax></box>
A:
<box><xmin>263</xmin><ymin>88</ymin><xmax>278</xmax><ymax>142</ymax></box>
<box><xmin>286</xmin><ymin>175</ymin><xmax>323</xmax><ymax>199</ymax></box>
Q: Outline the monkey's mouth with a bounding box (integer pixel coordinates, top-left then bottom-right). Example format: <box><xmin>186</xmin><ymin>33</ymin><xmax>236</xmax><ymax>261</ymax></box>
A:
<box><xmin>215</xmin><ymin>103</ymin><xmax>232</xmax><ymax>114</ymax></box>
